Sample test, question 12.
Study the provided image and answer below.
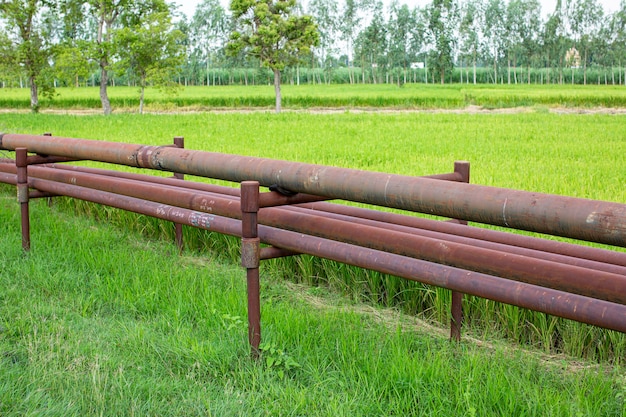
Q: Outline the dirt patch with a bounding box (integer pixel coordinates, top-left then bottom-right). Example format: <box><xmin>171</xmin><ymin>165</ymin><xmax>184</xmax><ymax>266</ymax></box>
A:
<box><xmin>3</xmin><ymin>105</ymin><xmax>626</xmax><ymax>116</ymax></box>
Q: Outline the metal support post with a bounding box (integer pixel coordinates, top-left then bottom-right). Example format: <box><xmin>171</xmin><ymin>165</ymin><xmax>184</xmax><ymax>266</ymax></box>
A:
<box><xmin>241</xmin><ymin>181</ymin><xmax>261</xmax><ymax>357</ymax></box>
<box><xmin>16</xmin><ymin>148</ymin><xmax>30</xmax><ymax>251</ymax></box>
<box><xmin>173</xmin><ymin>136</ymin><xmax>184</xmax><ymax>252</ymax></box>
<box><xmin>450</xmin><ymin>161</ymin><xmax>470</xmax><ymax>342</ymax></box>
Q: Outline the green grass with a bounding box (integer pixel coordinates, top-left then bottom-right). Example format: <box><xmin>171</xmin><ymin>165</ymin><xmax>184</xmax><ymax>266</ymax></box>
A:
<box><xmin>0</xmin><ymin>111</ymin><xmax>625</xmax><ymax>361</ymax></box>
<box><xmin>1</xmin><ymin>190</ymin><xmax>625</xmax><ymax>416</ymax></box>
<box><xmin>3</xmin><ymin>84</ymin><xmax>626</xmax><ymax>111</ymax></box>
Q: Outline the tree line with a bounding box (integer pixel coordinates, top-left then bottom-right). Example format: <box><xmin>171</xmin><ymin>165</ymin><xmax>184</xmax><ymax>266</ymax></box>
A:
<box><xmin>1</xmin><ymin>0</ymin><xmax>626</xmax><ymax>114</ymax></box>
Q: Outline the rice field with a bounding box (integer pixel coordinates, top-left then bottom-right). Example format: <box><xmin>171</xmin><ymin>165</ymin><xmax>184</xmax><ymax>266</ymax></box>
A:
<box><xmin>1</xmin><ymin>85</ymin><xmax>625</xmax><ymax>414</ymax></box>
<box><xmin>3</xmin><ymin>83</ymin><xmax>626</xmax><ymax>110</ymax></box>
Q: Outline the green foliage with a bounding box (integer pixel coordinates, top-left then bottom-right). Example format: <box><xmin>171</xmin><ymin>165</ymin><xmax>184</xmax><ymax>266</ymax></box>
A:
<box><xmin>0</xmin><ymin>0</ymin><xmax>57</xmax><ymax>111</ymax></box>
<box><xmin>228</xmin><ymin>0</ymin><xmax>319</xmax><ymax>72</ymax></box>
<box><xmin>0</xmin><ymin>97</ymin><xmax>625</xmax><ymax>361</ymax></box>
<box><xmin>227</xmin><ymin>0</ymin><xmax>320</xmax><ymax>111</ymax></box>
<box><xmin>0</xmin><ymin>191</ymin><xmax>624</xmax><ymax>415</ymax></box>
<box><xmin>113</xmin><ymin>10</ymin><xmax>185</xmax><ymax>113</ymax></box>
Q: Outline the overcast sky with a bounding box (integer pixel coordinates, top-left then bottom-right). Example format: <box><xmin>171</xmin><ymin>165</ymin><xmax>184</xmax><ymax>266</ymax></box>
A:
<box><xmin>172</xmin><ymin>0</ymin><xmax>620</xmax><ymax>20</ymax></box>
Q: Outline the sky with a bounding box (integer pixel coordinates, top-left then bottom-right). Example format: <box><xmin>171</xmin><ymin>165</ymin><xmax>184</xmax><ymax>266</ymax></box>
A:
<box><xmin>172</xmin><ymin>0</ymin><xmax>620</xmax><ymax>20</ymax></box>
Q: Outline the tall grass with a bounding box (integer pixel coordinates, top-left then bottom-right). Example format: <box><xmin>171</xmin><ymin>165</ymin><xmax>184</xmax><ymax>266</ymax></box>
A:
<box><xmin>0</xmin><ymin>190</ymin><xmax>625</xmax><ymax>416</ymax></box>
<box><xmin>0</xmin><ymin>111</ymin><xmax>625</xmax><ymax>361</ymax></box>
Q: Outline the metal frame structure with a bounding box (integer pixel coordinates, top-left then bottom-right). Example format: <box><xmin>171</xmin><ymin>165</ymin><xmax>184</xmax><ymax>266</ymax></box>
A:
<box><xmin>1</xmin><ymin>133</ymin><xmax>625</xmax><ymax>355</ymax></box>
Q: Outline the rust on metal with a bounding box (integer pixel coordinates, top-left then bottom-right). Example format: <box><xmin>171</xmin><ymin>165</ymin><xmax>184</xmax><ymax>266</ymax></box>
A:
<box><xmin>1</xmin><ymin>133</ymin><xmax>625</xmax><ymax>246</ymax></box>
<box><xmin>1</xmin><ymin>135</ymin><xmax>626</xmax><ymax>345</ymax></box>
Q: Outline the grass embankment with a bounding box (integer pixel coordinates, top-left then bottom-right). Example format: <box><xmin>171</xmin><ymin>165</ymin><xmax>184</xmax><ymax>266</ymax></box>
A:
<box><xmin>1</xmin><ymin>186</ymin><xmax>625</xmax><ymax>416</ymax></box>
<box><xmin>3</xmin><ymin>84</ymin><xmax>626</xmax><ymax>111</ymax></box>
<box><xmin>0</xmin><ymin>111</ymin><xmax>625</xmax><ymax>363</ymax></box>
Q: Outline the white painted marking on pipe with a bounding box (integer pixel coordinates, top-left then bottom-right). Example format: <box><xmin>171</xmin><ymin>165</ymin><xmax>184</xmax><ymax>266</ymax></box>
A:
<box><xmin>502</xmin><ymin>198</ymin><xmax>510</xmax><ymax>227</ymax></box>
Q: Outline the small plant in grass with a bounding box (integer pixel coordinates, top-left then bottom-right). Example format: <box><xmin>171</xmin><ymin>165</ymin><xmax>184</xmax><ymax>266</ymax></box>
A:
<box><xmin>258</xmin><ymin>341</ymin><xmax>301</xmax><ymax>378</ymax></box>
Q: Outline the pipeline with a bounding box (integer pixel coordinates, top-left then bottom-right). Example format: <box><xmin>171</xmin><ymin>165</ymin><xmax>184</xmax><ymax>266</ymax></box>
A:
<box><xmin>3</xmin><ymin>172</ymin><xmax>626</xmax><ymax>333</ymax></box>
<box><xmin>8</xmin><ymin>160</ymin><xmax>623</xmax><ymax>268</ymax></box>
<box><xmin>2</xmin><ymin>162</ymin><xmax>625</xmax><ymax>306</ymax></box>
<box><xmin>1</xmin><ymin>134</ymin><xmax>625</xmax><ymax>247</ymax></box>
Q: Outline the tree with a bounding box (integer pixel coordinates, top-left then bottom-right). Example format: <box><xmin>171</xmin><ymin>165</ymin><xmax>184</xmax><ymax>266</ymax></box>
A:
<box><xmin>483</xmin><ymin>0</ymin><xmax>506</xmax><ymax>83</ymax></box>
<box><xmin>227</xmin><ymin>0</ymin><xmax>319</xmax><ymax>113</ymax></box>
<box><xmin>505</xmin><ymin>0</ymin><xmax>541</xmax><ymax>84</ymax></box>
<box><xmin>113</xmin><ymin>10</ymin><xmax>184</xmax><ymax>113</ymax></box>
<box><xmin>387</xmin><ymin>1</ymin><xmax>418</xmax><ymax>84</ymax></box>
<box><xmin>459</xmin><ymin>0</ymin><xmax>484</xmax><ymax>84</ymax></box>
<box><xmin>82</xmin><ymin>0</ymin><xmax>169</xmax><ymax>115</ymax></box>
<box><xmin>426</xmin><ymin>0</ymin><xmax>458</xmax><ymax>84</ymax></box>
<box><xmin>53</xmin><ymin>0</ymin><xmax>93</xmax><ymax>87</ymax></box>
<box><xmin>0</xmin><ymin>0</ymin><xmax>56</xmax><ymax>112</ymax></box>
<box><xmin>307</xmin><ymin>0</ymin><xmax>340</xmax><ymax>83</ymax></box>
<box><xmin>608</xmin><ymin>1</ymin><xmax>626</xmax><ymax>84</ymax></box>
<box><xmin>191</xmin><ymin>0</ymin><xmax>229</xmax><ymax>86</ymax></box>
<box><xmin>569</xmin><ymin>0</ymin><xmax>603</xmax><ymax>84</ymax></box>
<box><xmin>355</xmin><ymin>1</ymin><xmax>387</xmax><ymax>83</ymax></box>
<box><xmin>339</xmin><ymin>0</ymin><xmax>362</xmax><ymax>84</ymax></box>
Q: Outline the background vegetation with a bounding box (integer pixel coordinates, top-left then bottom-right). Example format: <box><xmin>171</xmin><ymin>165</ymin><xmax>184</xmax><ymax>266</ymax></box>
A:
<box><xmin>2</xmin><ymin>0</ymin><xmax>626</xmax><ymax>113</ymax></box>
<box><xmin>4</xmin><ymin>83</ymin><xmax>626</xmax><ymax>111</ymax></box>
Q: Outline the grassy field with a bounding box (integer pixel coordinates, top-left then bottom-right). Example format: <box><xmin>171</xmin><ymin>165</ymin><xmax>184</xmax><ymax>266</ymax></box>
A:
<box><xmin>1</xmin><ymin>186</ymin><xmax>625</xmax><ymax>416</ymax></box>
<box><xmin>0</xmin><ymin>87</ymin><xmax>625</xmax><ymax>413</ymax></box>
<box><xmin>3</xmin><ymin>84</ymin><xmax>626</xmax><ymax>111</ymax></box>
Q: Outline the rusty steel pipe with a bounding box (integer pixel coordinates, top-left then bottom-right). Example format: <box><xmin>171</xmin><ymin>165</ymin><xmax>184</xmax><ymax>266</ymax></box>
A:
<box><xmin>284</xmin><ymin>205</ymin><xmax>626</xmax><ymax>276</ymax></box>
<box><xmin>3</xmin><ymin>161</ymin><xmax>625</xmax><ymax>281</ymax></box>
<box><xmin>12</xmin><ymin>175</ymin><xmax>626</xmax><ymax>333</ymax></box>
<box><xmin>27</xmin><ymin>162</ymin><xmax>626</xmax><ymax>268</ymax></box>
<box><xmin>1</xmin><ymin>134</ymin><xmax>624</xmax><ymax>247</ymax></box>
<box><xmin>298</xmin><ymin>201</ymin><xmax>626</xmax><ymax>267</ymax></box>
<box><xmin>12</xmin><ymin>164</ymin><xmax>626</xmax><ymax>305</ymax></box>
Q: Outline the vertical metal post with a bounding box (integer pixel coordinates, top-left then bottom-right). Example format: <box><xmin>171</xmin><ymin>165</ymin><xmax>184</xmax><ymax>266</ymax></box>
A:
<box><xmin>450</xmin><ymin>161</ymin><xmax>470</xmax><ymax>341</ymax></box>
<box><xmin>241</xmin><ymin>181</ymin><xmax>261</xmax><ymax>357</ymax></box>
<box><xmin>43</xmin><ymin>132</ymin><xmax>53</xmax><ymax>207</ymax></box>
<box><xmin>16</xmin><ymin>148</ymin><xmax>30</xmax><ymax>251</ymax></box>
<box><xmin>173</xmin><ymin>136</ymin><xmax>184</xmax><ymax>252</ymax></box>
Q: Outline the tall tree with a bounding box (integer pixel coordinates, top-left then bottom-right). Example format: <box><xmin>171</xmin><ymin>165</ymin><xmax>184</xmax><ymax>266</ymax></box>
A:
<box><xmin>113</xmin><ymin>10</ymin><xmax>184</xmax><ymax>113</ymax></box>
<box><xmin>459</xmin><ymin>0</ymin><xmax>484</xmax><ymax>84</ymax></box>
<box><xmin>569</xmin><ymin>0</ymin><xmax>603</xmax><ymax>84</ymax></box>
<box><xmin>339</xmin><ymin>0</ymin><xmax>362</xmax><ymax>83</ymax></box>
<box><xmin>83</xmin><ymin>0</ymin><xmax>168</xmax><ymax>115</ymax></box>
<box><xmin>191</xmin><ymin>0</ymin><xmax>228</xmax><ymax>86</ymax></box>
<box><xmin>505</xmin><ymin>0</ymin><xmax>541</xmax><ymax>84</ymax></box>
<box><xmin>387</xmin><ymin>1</ymin><xmax>418</xmax><ymax>84</ymax></box>
<box><xmin>307</xmin><ymin>0</ymin><xmax>339</xmax><ymax>83</ymax></box>
<box><xmin>483</xmin><ymin>0</ymin><xmax>506</xmax><ymax>83</ymax></box>
<box><xmin>426</xmin><ymin>0</ymin><xmax>458</xmax><ymax>84</ymax></box>
<box><xmin>0</xmin><ymin>0</ymin><xmax>56</xmax><ymax>112</ymax></box>
<box><xmin>355</xmin><ymin>1</ymin><xmax>387</xmax><ymax>83</ymax></box>
<box><xmin>609</xmin><ymin>1</ymin><xmax>626</xmax><ymax>84</ymax></box>
<box><xmin>543</xmin><ymin>2</ymin><xmax>563</xmax><ymax>83</ymax></box>
<box><xmin>227</xmin><ymin>0</ymin><xmax>319</xmax><ymax>113</ymax></box>
<box><xmin>53</xmin><ymin>0</ymin><xmax>92</xmax><ymax>87</ymax></box>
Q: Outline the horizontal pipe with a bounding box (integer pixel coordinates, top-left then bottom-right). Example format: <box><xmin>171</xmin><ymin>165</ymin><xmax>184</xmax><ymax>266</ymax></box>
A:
<box><xmin>299</xmin><ymin>201</ymin><xmax>626</xmax><ymax>267</ymax></box>
<box><xmin>29</xmin><ymin>163</ymin><xmax>626</xmax><ymax>268</ymax></box>
<box><xmin>1</xmin><ymin>134</ymin><xmax>624</xmax><ymax>247</ymax></box>
<box><xmin>2</xmin><ymin>161</ymin><xmax>625</xmax><ymax>276</ymax></box>
<box><xmin>12</xmin><ymin>164</ymin><xmax>626</xmax><ymax>305</ymax></box>
<box><xmin>13</xmin><ymin>175</ymin><xmax>626</xmax><ymax>333</ymax></box>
